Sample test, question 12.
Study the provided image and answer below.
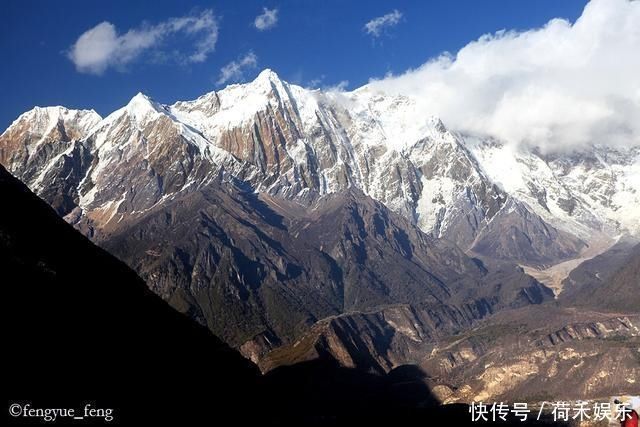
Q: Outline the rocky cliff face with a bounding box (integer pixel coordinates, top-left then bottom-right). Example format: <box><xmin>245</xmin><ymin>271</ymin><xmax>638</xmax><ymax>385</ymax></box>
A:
<box><xmin>421</xmin><ymin>307</ymin><xmax>640</xmax><ymax>403</ymax></box>
<box><xmin>259</xmin><ymin>302</ymin><xmax>513</xmax><ymax>374</ymax></box>
<box><xmin>0</xmin><ymin>106</ymin><xmax>101</xmax><ymax>215</ymax></box>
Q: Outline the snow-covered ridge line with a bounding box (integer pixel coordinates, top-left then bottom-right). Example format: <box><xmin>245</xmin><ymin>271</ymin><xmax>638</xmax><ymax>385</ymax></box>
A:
<box><xmin>2</xmin><ymin>67</ymin><xmax>639</xmax><ymax>247</ymax></box>
<box><xmin>2</xmin><ymin>106</ymin><xmax>101</xmax><ymax>139</ymax></box>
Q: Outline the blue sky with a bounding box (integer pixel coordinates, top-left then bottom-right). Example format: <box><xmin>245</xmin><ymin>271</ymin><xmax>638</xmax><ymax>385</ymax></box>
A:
<box><xmin>2</xmin><ymin>0</ymin><xmax>589</xmax><ymax>131</ymax></box>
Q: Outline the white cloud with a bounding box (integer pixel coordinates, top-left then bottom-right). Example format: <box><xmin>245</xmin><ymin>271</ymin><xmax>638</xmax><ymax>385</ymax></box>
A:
<box><xmin>68</xmin><ymin>10</ymin><xmax>219</xmax><ymax>74</ymax></box>
<box><xmin>306</xmin><ymin>75</ymin><xmax>325</xmax><ymax>89</ymax></box>
<box><xmin>304</xmin><ymin>75</ymin><xmax>349</xmax><ymax>92</ymax></box>
<box><xmin>217</xmin><ymin>52</ymin><xmax>258</xmax><ymax>85</ymax></box>
<box><xmin>368</xmin><ymin>0</ymin><xmax>640</xmax><ymax>151</ymax></box>
<box><xmin>254</xmin><ymin>8</ymin><xmax>278</xmax><ymax>31</ymax></box>
<box><xmin>364</xmin><ymin>10</ymin><xmax>402</xmax><ymax>38</ymax></box>
<box><xmin>325</xmin><ymin>80</ymin><xmax>349</xmax><ymax>92</ymax></box>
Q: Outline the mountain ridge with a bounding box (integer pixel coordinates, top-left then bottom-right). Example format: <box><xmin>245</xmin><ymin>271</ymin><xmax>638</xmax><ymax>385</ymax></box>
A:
<box><xmin>3</xmin><ymin>69</ymin><xmax>637</xmax><ymax>248</ymax></box>
<box><xmin>1</xmin><ymin>67</ymin><xmax>638</xmax><ymax>368</ymax></box>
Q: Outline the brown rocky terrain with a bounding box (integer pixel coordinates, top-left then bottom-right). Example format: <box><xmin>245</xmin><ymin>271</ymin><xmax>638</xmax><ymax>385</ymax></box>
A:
<box><xmin>261</xmin><ymin>303</ymin><xmax>640</xmax><ymax>402</ymax></box>
<box><xmin>95</xmin><ymin>183</ymin><xmax>551</xmax><ymax>360</ymax></box>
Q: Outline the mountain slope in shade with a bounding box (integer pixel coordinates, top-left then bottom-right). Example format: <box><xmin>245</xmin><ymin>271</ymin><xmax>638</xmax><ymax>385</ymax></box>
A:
<box><xmin>597</xmin><ymin>244</ymin><xmax>640</xmax><ymax>311</ymax></box>
<box><xmin>0</xmin><ymin>164</ymin><xmax>259</xmax><ymax>424</ymax></box>
<box><xmin>560</xmin><ymin>241</ymin><xmax>640</xmax><ymax>312</ymax></box>
<box><xmin>92</xmin><ymin>179</ymin><xmax>551</xmax><ymax>360</ymax></box>
<box><xmin>468</xmin><ymin>198</ymin><xmax>586</xmax><ymax>267</ymax></box>
<box><xmin>559</xmin><ymin>239</ymin><xmax>638</xmax><ymax>300</ymax></box>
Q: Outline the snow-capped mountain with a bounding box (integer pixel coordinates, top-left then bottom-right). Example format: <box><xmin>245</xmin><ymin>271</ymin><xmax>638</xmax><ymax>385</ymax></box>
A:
<box><xmin>0</xmin><ymin>106</ymin><xmax>101</xmax><ymax>215</ymax></box>
<box><xmin>1</xmin><ymin>69</ymin><xmax>638</xmax><ymax>263</ymax></box>
<box><xmin>2</xmin><ymin>69</ymin><xmax>639</xmax><ymax>395</ymax></box>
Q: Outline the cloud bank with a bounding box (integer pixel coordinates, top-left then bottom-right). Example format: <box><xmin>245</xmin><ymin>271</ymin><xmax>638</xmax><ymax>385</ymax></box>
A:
<box><xmin>217</xmin><ymin>52</ymin><xmax>258</xmax><ymax>85</ymax></box>
<box><xmin>68</xmin><ymin>10</ymin><xmax>219</xmax><ymax>74</ymax></box>
<box><xmin>364</xmin><ymin>10</ymin><xmax>402</xmax><ymax>38</ymax></box>
<box><xmin>254</xmin><ymin>8</ymin><xmax>278</xmax><ymax>31</ymax></box>
<box><xmin>368</xmin><ymin>0</ymin><xmax>640</xmax><ymax>151</ymax></box>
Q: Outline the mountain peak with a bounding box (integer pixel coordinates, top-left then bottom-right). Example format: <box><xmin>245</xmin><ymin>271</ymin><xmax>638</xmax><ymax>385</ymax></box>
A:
<box><xmin>427</xmin><ymin>116</ymin><xmax>447</xmax><ymax>133</ymax></box>
<box><xmin>124</xmin><ymin>92</ymin><xmax>166</xmax><ymax>123</ymax></box>
<box><xmin>255</xmin><ymin>68</ymin><xmax>281</xmax><ymax>83</ymax></box>
<box><xmin>127</xmin><ymin>92</ymin><xmax>157</xmax><ymax>109</ymax></box>
<box><xmin>2</xmin><ymin>105</ymin><xmax>102</xmax><ymax>140</ymax></box>
<box><xmin>18</xmin><ymin>105</ymin><xmax>101</xmax><ymax>123</ymax></box>
<box><xmin>250</xmin><ymin>68</ymin><xmax>288</xmax><ymax>95</ymax></box>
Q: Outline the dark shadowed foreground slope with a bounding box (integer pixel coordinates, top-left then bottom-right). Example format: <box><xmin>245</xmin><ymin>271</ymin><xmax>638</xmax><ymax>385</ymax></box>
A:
<box><xmin>1</xmin><ymin>168</ymin><xmax>574</xmax><ymax>426</ymax></box>
<box><xmin>0</xmin><ymin>164</ymin><xmax>260</xmax><ymax>424</ymax></box>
